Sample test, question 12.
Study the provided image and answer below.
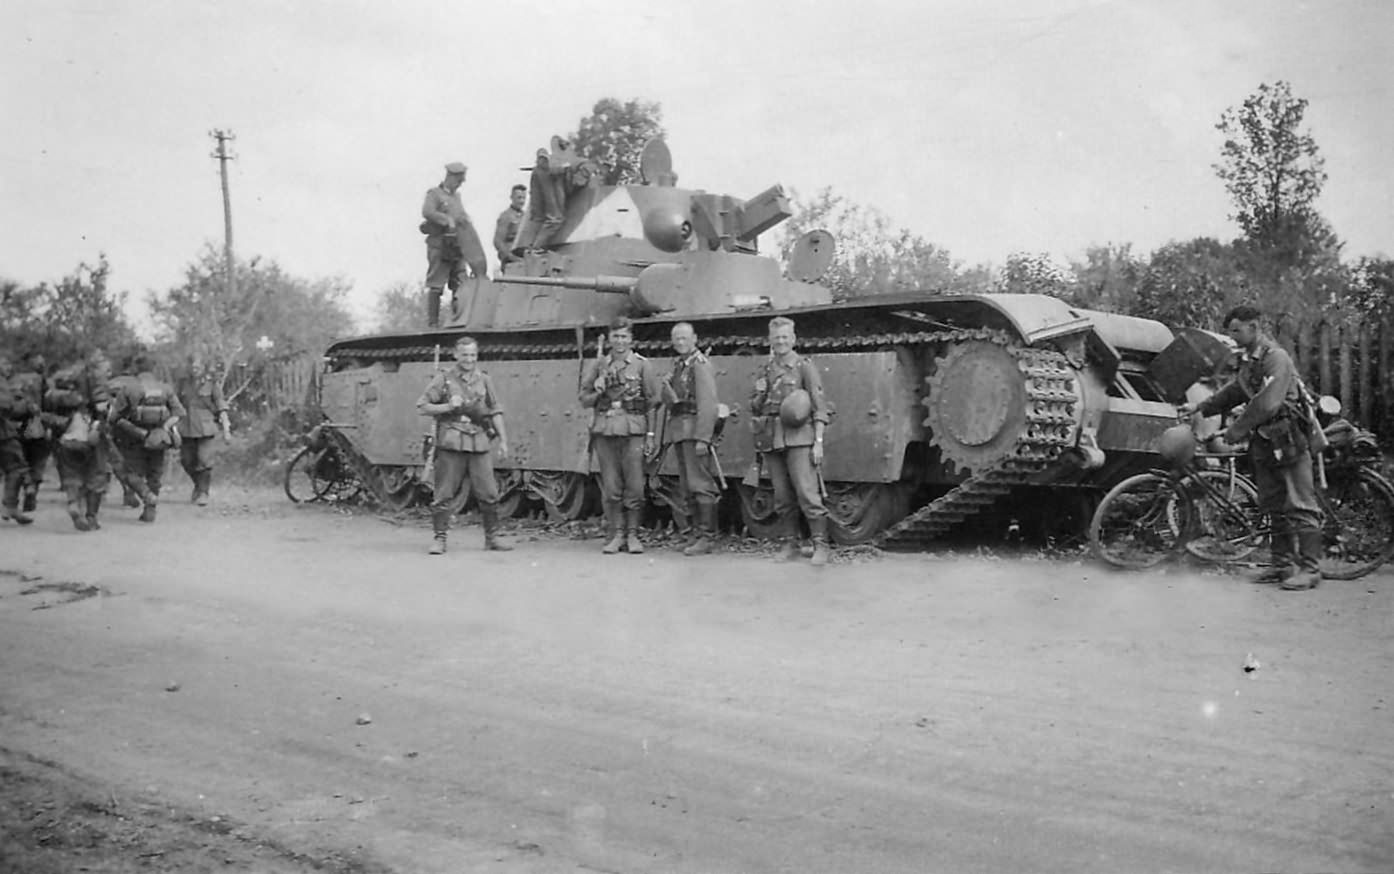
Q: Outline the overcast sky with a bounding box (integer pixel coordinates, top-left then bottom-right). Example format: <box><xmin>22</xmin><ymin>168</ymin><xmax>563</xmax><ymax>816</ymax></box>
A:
<box><xmin>3</xmin><ymin>0</ymin><xmax>1390</xmax><ymax>331</ymax></box>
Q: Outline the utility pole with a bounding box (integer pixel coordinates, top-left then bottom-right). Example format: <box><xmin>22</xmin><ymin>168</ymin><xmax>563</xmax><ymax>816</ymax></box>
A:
<box><xmin>209</xmin><ymin>129</ymin><xmax>237</xmax><ymax>299</ymax></box>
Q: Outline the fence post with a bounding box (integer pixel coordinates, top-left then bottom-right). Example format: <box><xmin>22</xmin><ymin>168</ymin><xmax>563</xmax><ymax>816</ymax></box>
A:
<box><xmin>1359</xmin><ymin>317</ymin><xmax>1374</xmax><ymax>427</ymax></box>
<box><xmin>1319</xmin><ymin>320</ymin><xmax>1333</xmax><ymax>395</ymax></box>
<box><xmin>1339</xmin><ymin>319</ymin><xmax>1354</xmax><ymax>420</ymax></box>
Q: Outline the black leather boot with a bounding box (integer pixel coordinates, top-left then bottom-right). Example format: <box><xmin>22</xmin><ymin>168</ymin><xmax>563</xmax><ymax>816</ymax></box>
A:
<box><xmin>683</xmin><ymin>502</ymin><xmax>717</xmax><ymax>556</ymax></box>
<box><xmin>1283</xmin><ymin>528</ymin><xmax>1324</xmax><ymax>591</ymax></box>
<box><xmin>426</xmin><ymin>288</ymin><xmax>443</xmax><ymax>328</ymax></box>
<box><xmin>482</xmin><ymin>504</ymin><xmax>514</xmax><ymax>551</ymax></box>
<box><xmin>429</xmin><ymin>509</ymin><xmax>449</xmax><ymax>555</ymax></box>
<box><xmin>809</xmin><ymin>516</ymin><xmax>831</xmax><ymax>567</ymax></box>
<box><xmin>625</xmin><ymin>509</ymin><xmax>645</xmax><ymax>554</ymax></box>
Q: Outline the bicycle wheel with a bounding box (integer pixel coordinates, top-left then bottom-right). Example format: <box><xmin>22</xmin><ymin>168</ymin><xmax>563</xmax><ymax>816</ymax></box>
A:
<box><xmin>1319</xmin><ymin>466</ymin><xmax>1394</xmax><ymax>580</ymax></box>
<box><xmin>283</xmin><ymin>446</ymin><xmax>324</xmax><ymax>504</ymax></box>
<box><xmin>1091</xmin><ymin>472</ymin><xmax>1188</xmax><ymax>569</ymax></box>
<box><xmin>1178</xmin><ymin>469</ymin><xmax>1265</xmax><ymax>563</ymax></box>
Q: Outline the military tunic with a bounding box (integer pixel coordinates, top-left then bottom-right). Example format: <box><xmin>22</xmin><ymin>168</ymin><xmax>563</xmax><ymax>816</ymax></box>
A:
<box><xmin>10</xmin><ymin>369</ymin><xmax>50</xmax><ymax>498</ymax></box>
<box><xmin>661</xmin><ymin>350</ymin><xmax>721</xmax><ymax>511</ymax></box>
<box><xmin>749</xmin><ymin>352</ymin><xmax>831</xmax><ymax>523</ymax></box>
<box><xmin>42</xmin><ymin>366</ymin><xmax>112</xmax><ymax>508</ymax></box>
<box><xmin>176</xmin><ymin>373</ymin><xmax>229</xmax><ymax>476</ymax></box>
<box><xmin>422</xmin><ymin>184</ymin><xmax>487</xmax><ymax>290</ymax></box>
<box><xmin>417</xmin><ymin>366</ymin><xmax>503</xmax><ymax>513</ymax></box>
<box><xmin>0</xmin><ymin>376</ymin><xmax>33</xmax><ymax>515</ymax></box>
<box><xmin>580</xmin><ymin>351</ymin><xmax>662</xmax><ymax>512</ymax></box>
<box><xmin>109</xmin><ymin>372</ymin><xmax>188</xmax><ymax>506</ymax></box>
<box><xmin>494</xmin><ymin>205</ymin><xmax>523</xmax><ymax>267</ymax></box>
<box><xmin>1197</xmin><ymin>335</ymin><xmax>1321</xmax><ymax>564</ymax></box>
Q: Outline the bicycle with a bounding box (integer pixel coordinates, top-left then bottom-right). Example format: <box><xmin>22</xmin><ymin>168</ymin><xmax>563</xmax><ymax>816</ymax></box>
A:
<box><xmin>1090</xmin><ymin>420</ymin><xmax>1394</xmax><ymax>579</ymax></box>
<box><xmin>283</xmin><ymin>425</ymin><xmax>363</xmax><ymax>504</ymax></box>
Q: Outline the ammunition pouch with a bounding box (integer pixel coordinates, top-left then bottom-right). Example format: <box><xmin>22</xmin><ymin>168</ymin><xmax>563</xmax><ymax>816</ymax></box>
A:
<box><xmin>752</xmin><ymin>415</ymin><xmax>776</xmax><ymax>453</ymax></box>
<box><xmin>622</xmin><ymin>398</ymin><xmax>648</xmax><ymax>415</ymax></box>
<box><xmin>1255</xmin><ymin>417</ymin><xmax>1309</xmax><ymax>467</ymax></box>
<box><xmin>669</xmin><ymin>401</ymin><xmax>697</xmax><ymax>416</ymax></box>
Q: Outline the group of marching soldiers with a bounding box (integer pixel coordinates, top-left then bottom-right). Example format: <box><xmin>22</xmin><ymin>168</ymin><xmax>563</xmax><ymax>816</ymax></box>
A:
<box><xmin>419</xmin><ymin>315</ymin><xmax>835</xmax><ymax>565</ymax></box>
<box><xmin>0</xmin><ymin>348</ymin><xmax>230</xmax><ymax>532</ymax></box>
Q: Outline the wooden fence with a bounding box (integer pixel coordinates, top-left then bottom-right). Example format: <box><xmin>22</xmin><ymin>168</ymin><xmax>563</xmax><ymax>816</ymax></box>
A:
<box><xmin>1292</xmin><ymin>316</ymin><xmax>1394</xmax><ymax>438</ymax></box>
<box><xmin>256</xmin><ymin>354</ymin><xmax>320</xmax><ymax>412</ymax></box>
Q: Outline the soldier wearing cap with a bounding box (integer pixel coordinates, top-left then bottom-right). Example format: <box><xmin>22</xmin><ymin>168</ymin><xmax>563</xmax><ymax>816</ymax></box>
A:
<box><xmin>175</xmin><ymin>354</ymin><xmax>231</xmax><ymax>506</ymax></box>
<box><xmin>494</xmin><ymin>184</ymin><xmax>526</xmax><ymax>270</ymax></box>
<box><xmin>749</xmin><ymin>316</ymin><xmax>832</xmax><ymax>565</ymax></box>
<box><xmin>421</xmin><ymin>162</ymin><xmax>489</xmax><ymax>328</ymax></box>
<box><xmin>580</xmin><ymin>317</ymin><xmax>663</xmax><ymax>555</ymax></box>
<box><xmin>416</xmin><ymin>336</ymin><xmax>513</xmax><ymax>555</ymax></box>
<box><xmin>660</xmin><ymin>322</ymin><xmax>722</xmax><ymax>555</ymax></box>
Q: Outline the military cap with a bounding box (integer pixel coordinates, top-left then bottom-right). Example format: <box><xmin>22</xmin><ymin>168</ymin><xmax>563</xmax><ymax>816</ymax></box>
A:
<box><xmin>444</xmin><ymin>162</ymin><xmax>467</xmax><ymax>175</ymax></box>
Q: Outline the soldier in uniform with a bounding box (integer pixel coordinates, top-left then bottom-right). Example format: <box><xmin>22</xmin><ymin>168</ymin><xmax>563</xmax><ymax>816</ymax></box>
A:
<box><xmin>421</xmin><ymin>162</ymin><xmax>489</xmax><ymax>328</ymax></box>
<box><xmin>749</xmin><ymin>316</ymin><xmax>833</xmax><ymax>566</ymax></box>
<box><xmin>416</xmin><ymin>336</ymin><xmax>513</xmax><ymax>555</ymax></box>
<box><xmin>660</xmin><ymin>322</ymin><xmax>721</xmax><ymax>555</ymax></box>
<box><xmin>109</xmin><ymin>353</ymin><xmax>186</xmax><ymax>523</ymax></box>
<box><xmin>106</xmin><ymin>355</ymin><xmax>143</xmax><ymax>508</ymax></box>
<box><xmin>1183</xmin><ymin>305</ymin><xmax>1324</xmax><ymax>591</ymax></box>
<box><xmin>0</xmin><ymin>354</ymin><xmax>36</xmax><ymax>525</ymax></box>
<box><xmin>41</xmin><ymin>352</ymin><xmax>113</xmax><ymax>531</ymax></box>
<box><xmin>175</xmin><ymin>356</ymin><xmax>231</xmax><ymax>506</ymax></box>
<box><xmin>493</xmin><ymin>184</ymin><xmax>526</xmax><ymax>270</ymax></box>
<box><xmin>11</xmin><ymin>351</ymin><xmax>50</xmax><ymax>513</ymax></box>
<box><xmin>580</xmin><ymin>317</ymin><xmax>662</xmax><ymax>554</ymax></box>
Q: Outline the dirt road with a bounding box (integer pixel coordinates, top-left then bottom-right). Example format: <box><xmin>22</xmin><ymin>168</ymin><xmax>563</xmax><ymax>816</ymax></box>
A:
<box><xmin>1</xmin><ymin>488</ymin><xmax>1391</xmax><ymax>873</ymax></box>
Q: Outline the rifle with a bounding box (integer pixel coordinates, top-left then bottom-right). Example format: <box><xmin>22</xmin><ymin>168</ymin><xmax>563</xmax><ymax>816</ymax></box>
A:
<box><xmin>421</xmin><ymin>344</ymin><xmax>442</xmax><ymax>484</ymax></box>
<box><xmin>583</xmin><ymin>332</ymin><xmax>604</xmax><ymax>473</ymax></box>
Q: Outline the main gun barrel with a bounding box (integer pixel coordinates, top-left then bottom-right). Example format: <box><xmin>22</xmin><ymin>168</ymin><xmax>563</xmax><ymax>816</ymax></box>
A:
<box><xmin>494</xmin><ymin>274</ymin><xmax>637</xmax><ymax>294</ymax></box>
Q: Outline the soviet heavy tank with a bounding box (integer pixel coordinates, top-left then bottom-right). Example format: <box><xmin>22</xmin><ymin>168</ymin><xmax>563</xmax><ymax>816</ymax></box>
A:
<box><xmin>319</xmin><ymin>139</ymin><xmax>1230</xmax><ymax>546</ymax></box>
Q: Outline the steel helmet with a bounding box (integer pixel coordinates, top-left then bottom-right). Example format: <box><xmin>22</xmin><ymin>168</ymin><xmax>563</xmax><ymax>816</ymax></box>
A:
<box><xmin>1156</xmin><ymin>424</ymin><xmax>1196</xmax><ymax>466</ymax></box>
<box><xmin>779</xmin><ymin>389</ymin><xmax>812</xmax><ymax>428</ymax></box>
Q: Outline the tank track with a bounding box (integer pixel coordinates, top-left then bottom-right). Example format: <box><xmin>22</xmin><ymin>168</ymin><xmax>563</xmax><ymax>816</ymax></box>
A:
<box><xmin>876</xmin><ymin>337</ymin><xmax>1078</xmax><ymax>548</ymax></box>
<box><xmin>329</xmin><ymin>327</ymin><xmax>1078</xmax><ymax>544</ymax></box>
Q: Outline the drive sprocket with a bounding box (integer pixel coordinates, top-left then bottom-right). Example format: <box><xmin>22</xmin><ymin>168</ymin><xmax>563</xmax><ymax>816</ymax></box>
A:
<box><xmin>923</xmin><ymin>340</ymin><xmax>1031</xmax><ymax>473</ymax></box>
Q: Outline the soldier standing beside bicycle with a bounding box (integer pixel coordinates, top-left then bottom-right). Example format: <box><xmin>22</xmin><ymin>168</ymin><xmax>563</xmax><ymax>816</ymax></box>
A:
<box><xmin>416</xmin><ymin>335</ymin><xmax>513</xmax><ymax>555</ymax></box>
<box><xmin>1181</xmin><ymin>305</ymin><xmax>1322</xmax><ymax>591</ymax></box>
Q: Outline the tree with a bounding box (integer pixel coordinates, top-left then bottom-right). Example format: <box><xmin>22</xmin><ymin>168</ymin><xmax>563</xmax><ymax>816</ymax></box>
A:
<box><xmin>996</xmin><ymin>252</ymin><xmax>1071</xmax><ymax>299</ymax></box>
<box><xmin>567</xmin><ymin>98</ymin><xmax>666</xmax><ymax>186</ymax></box>
<box><xmin>1065</xmin><ymin>244</ymin><xmax>1144</xmax><ymax>312</ymax></box>
<box><xmin>776</xmin><ymin>187</ymin><xmax>980</xmax><ymax>299</ymax></box>
<box><xmin>0</xmin><ymin>257</ymin><xmax>138</xmax><ymax>366</ymax></box>
<box><xmin>371</xmin><ymin>281</ymin><xmax>424</xmax><ymax>334</ymax></box>
<box><xmin>1132</xmin><ymin>238</ymin><xmax>1250</xmax><ymax>329</ymax></box>
<box><xmin>147</xmin><ymin>245</ymin><xmax>356</xmax><ymax>404</ymax></box>
<box><xmin>1214</xmin><ymin>81</ymin><xmax>1329</xmax><ymax>257</ymax></box>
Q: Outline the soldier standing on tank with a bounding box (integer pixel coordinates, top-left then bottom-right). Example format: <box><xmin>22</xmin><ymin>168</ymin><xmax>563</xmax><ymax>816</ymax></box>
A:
<box><xmin>11</xmin><ymin>351</ymin><xmax>51</xmax><ymax>514</ymax></box>
<box><xmin>660</xmin><ymin>322</ymin><xmax>721</xmax><ymax>556</ymax></box>
<box><xmin>109</xmin><ymin>353</ymin><xmax>186</xmax><ymax>524</ymax></box>
<box><xmin>421</xmin><ymin>162</ymin><xmax>489</xmax><ymax>329</ymax></box>
<box><xmin>175</xmin><ymin>356</ymin><xmax>231</xmax><ymax>506</ymax></box>
<box><xmin>1181</xmin><ymin>304</ymin><xmax>1324</xmax><ymax>591</ymax></box>
<box><xmin>749</xmin><ymin>316</ymin><xmax>832</xmax><ymax>566</ymax></box>
<box><xmin>580</xmin><ymin>317</ymin><xmax>662</xmax><ymax>555</ymax></box>
<box><xmin>416</xmin><ymin>336</ymin><xmax>514</xmax><ymax>555</ymax></box>
<box><xmin>0</xmin><ymin>354</ymin><xmax>36</xmax><ymax>526</ymax></box>
<box><xmin>42</xmin><ymin>352</ymin><xmax>113</xmax><ymax>531</ymax></box>
<box><xmin>493</xmin><ymin>184</ymin><xmax>526</xmax><ymax>270</ymax></box>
